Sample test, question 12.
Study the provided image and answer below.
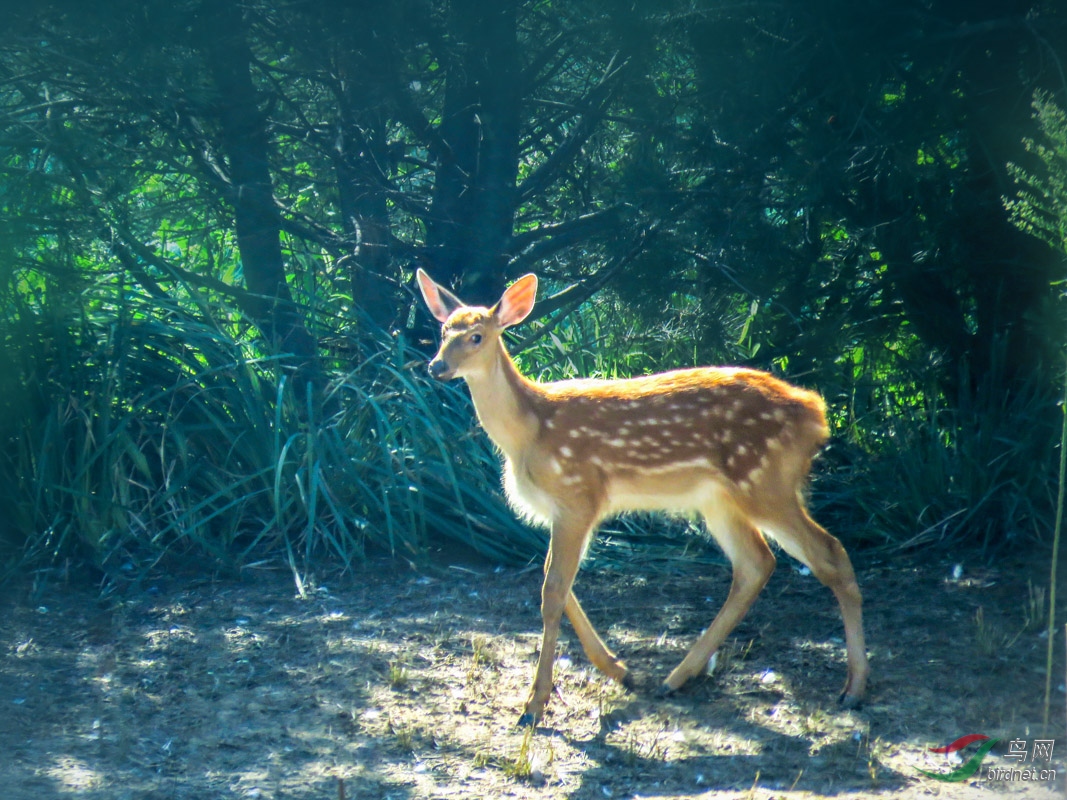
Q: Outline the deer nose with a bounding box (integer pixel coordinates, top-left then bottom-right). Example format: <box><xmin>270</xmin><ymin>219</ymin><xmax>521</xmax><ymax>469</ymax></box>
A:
<box><xmin>428</xmin><ymin>358</ymin><xmax>450</xmax><ymax>380</ymax></box>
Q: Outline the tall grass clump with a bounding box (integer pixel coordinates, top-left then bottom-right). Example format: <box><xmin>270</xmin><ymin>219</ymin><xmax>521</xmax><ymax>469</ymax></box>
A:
<box><xmin>0</xmin><ymin>278</ymin><xmax>539</xmax><ymax>587</ymax></box>
<box><xmin>816</xmin><ymin>360</ymin><xmax>1059</xmax><ymax>552</ymax></box>
<box><xmin>4</xmin><ymin>263</ymin><xmax>1055</xmax><ymax>589</ymax></box>
<box><xmin>323</xmin><ymin>331</ymin><xmax>542</xmax><ymax>568</ymax></box>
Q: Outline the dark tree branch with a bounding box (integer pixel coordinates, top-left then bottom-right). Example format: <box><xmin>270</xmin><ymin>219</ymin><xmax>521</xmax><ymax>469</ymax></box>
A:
<box><xmin>506</xmin><ymin>207</ymin><xmax>624</xmax><ymax>272</ymax></box>
<box><xmin>518</xmin><ymin>54</ymin><xmax>629</xmax><ymax>202</ymax></box>
<box><xmin>512</xmin><ymin>221</ymin><xmax>661</xmax><ymax>351</ymax></box>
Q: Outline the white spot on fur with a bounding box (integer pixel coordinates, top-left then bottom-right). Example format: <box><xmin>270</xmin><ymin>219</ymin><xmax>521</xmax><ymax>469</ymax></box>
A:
<box><xmin>559</xmin><ymin>446</ymin><xmax>573</xmax><ymax>458</ymax></box>
<box><xmin>549</xmin><ymin>458</ymin><xmax>563</xmax><ymax>475</ymax></box>
<box><xmin>607</xmin><ymin>438</ymin><xmax>627</xmax><ymax>447</ymax></box>
<box><xmin>625</xmin><ymin>456</ymin><xmax>712</xmax><ymax>475</ymax></box>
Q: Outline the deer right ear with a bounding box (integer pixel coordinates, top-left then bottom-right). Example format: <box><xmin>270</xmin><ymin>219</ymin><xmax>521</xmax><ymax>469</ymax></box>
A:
<box><xmin>494</xmin><ymin>274</ymin><xmax>538</xmax><ymax>328</ymax></box>
<box><xmin>417</xmin><ymin>268</ymin><xmax>464</xmax><ymax>323</ymax></box>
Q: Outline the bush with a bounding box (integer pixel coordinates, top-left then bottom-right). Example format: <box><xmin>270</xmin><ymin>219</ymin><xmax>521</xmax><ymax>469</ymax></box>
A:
<box><xmin>0</xmin><ymin>284</ymin><xmax>544</xmax><ymax>588</ymax></box>
<box><xmin>816</xmin><ymin>362</ymin><xmax>1058</xmax><ymax>551</ymax></box>
<box><xmin>2</xmin><ymin>274</ymin><xmax>1056</xmax><ymax>589</ymax></box>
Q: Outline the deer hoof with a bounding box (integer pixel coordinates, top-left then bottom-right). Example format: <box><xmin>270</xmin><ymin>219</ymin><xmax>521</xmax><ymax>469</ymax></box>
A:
<box><xmin>839</xmin><ymin>690</ymin><xmax>863</xmax><ymax>709</ymax></box>
<box><xmin>654</xmin><ymin>681</ymin><xmax>678</xmax><ymax>699</ymax></box>
<box><xmin>517</xmin><ymin>712</ymin><xmax>538</xmax><ymax>728</ymax></box>
<box><xmin>620</xmin><ymin>671</ymin><xmax>637</xmax><ymax>692</ymax></box>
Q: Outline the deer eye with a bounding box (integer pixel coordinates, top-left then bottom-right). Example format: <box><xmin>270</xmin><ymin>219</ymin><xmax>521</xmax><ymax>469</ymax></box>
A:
<box><xmin>470</xmin><ymin>333</ymin><xmax>483</xmax><ymax>345</ymax></box>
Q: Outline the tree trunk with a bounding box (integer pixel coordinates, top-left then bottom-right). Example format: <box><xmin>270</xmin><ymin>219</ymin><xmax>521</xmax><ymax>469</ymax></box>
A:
<box><xmin>197</xmin><ymin>0</ymin><xmax>320</xmax><ymax>382</ymax></box>
<box><xmin>425</xmin><ymin>0</ymin><xmax>521</xmax><ymax>305</ymax></box>
<box><xmin>334</xmin><ymin>103</ymin><xmax>395</xmax><ymax>327</ymax></box>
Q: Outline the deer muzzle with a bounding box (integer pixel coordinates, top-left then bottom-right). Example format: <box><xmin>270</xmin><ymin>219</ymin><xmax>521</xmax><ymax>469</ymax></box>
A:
<box><xmin>428</xmin><ymin>357</ymin><xmax>453</xmax><ymax>380</ymax></box>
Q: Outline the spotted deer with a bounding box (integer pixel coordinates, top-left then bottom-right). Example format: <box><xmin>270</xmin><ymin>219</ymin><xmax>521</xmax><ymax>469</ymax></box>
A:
<box><xmin>416</xmin><ymin>268</ymin><xmax>868</xmax><ymax>727</ymax></box>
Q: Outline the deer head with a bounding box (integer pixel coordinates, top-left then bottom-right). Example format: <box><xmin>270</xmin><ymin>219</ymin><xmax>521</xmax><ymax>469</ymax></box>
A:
<box><xmin>416</xmin><ymin>268</ymin><xmax>537</xmax><ymax>381</ymax></box>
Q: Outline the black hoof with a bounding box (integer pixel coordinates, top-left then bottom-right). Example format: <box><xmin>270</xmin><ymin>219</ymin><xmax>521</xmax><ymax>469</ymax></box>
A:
<box><xmin>839</xmin><ymin>691</ymin><xmax>863</xmax><ymax>709</ymax></box>
<box><xmin>517</xmin><ymin>712</ymin><xmax>537</xmax><ymax>728</ymax></box>
<box><xmin>620</xmin><ymin>672</ymin><xmax>637</xmax><ymax>692</ymax></box>
<box><xmin>654</xmin><ymin>682</ymin><xmax>678</xmax><ymax>699</ymax></box>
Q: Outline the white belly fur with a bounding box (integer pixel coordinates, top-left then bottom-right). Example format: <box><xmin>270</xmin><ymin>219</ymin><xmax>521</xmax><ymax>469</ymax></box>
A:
<box><xmin>503</xmin><ymin>455</ymin><xmax>729</xmax><ymax>528</ymax></box>
<box><xmin>605</xmin><ymin>476</ymin><xmax>726</xmax><ymax>517</ymax></box>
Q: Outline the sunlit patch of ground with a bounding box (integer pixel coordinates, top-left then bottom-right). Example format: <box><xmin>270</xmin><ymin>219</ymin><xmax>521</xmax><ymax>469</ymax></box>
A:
<box><xmin>0</xmin><ymin>549</ymin><xmax>1060</xmax><ymax>799</ymax></box>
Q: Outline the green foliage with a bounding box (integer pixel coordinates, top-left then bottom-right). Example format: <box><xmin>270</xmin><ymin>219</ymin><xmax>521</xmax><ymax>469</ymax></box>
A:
<box><xmin>1003</xmin><ymin>90</ymin><xmax>1067</xmax><ymax>730</ymax></box>
<box><xmin>819</xmin><ymin>361</ymin><xmax>1058</xmax><ymax>551</ymax></box>
<box><xmin>1006</xmin><ymin>92</ymin><xmax>1067</xmax><ymax>256</ymax></box>
<box><xmin>0</xmin><ymin>277</ymin><xmax>541</xmax><ymax>585</ymax></box>
<box><xmin>1</xmin><ymin>0</ymin><xmax>1066</xmax><ymax>584</ymax></box>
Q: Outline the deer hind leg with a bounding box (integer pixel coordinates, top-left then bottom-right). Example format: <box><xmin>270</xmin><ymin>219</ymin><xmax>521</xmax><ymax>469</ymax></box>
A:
<box><xmin>565</xmin><ymin>591</ymin><xmax>633</xmax><ymax>688</ymax></box>
<box><xmin>761</xmin><ymin>497</ymin><xmax>868</xmax><ymax>707</ymax></box>
<box><xmin>663</xmin><ymin>499</ymin><xmax>776</xmax><ymax>693</ymax></box>
<box><xmin>519</xmin><ymin>510</ymin><xmax>597</xmax><ymax>727</ymax></box>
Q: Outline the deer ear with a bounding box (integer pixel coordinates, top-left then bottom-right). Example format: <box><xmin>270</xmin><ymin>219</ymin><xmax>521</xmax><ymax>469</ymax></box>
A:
<box><xmin>494</xmin><ymin>274</ymin><xmax>538</xmax><ymax>328</ymax></box>
<box><xmin>416</xmin><ymin>268</ymin><xmax>464</xmax><ymax>323</ymax></box>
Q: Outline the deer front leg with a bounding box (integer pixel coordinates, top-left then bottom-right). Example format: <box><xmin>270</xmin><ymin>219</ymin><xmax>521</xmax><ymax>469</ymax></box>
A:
<box><xmin>519</xmin><ymin>513</ymin><xmax>595</xmax><ymax>727</ymax></box>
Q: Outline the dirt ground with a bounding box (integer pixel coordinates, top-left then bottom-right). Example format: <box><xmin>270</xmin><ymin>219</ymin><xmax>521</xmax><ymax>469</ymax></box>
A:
<box><xmin>0</xmin><ymin>544</ymin><xmax>1062</xmax><ymax>799</ymax></box>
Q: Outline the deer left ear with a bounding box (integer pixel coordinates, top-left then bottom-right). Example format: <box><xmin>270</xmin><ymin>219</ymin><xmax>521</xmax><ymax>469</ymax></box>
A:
<box><xmin>417</xmin><ymin>268</ymin><xmax>464</xmax><ymax>323</ymax></box>
<box><xmin>494</xmin><ymin>274</ymin><xmax>538</xmax><ymax>328</ymax></box>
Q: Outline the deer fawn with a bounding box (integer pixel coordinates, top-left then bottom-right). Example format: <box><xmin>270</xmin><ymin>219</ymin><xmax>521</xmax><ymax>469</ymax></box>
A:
<box><xmin>416</xmin><ymin>268</ymin><xmax>868</xmax><ymax>727</ymax></box>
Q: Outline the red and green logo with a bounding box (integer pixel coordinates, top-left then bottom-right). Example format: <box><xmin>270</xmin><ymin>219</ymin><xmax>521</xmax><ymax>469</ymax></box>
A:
<box><xmin>918</xmin><ymin>734</ymin><xmax>1000</xmax><ymax>782</ymax></box>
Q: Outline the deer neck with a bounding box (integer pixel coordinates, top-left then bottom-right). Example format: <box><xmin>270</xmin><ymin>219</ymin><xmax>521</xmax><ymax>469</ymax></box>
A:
<box><xmin>463</xmin><ymin>341</ymin><xmax>541</xmax><ymax>460</ymax></box>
